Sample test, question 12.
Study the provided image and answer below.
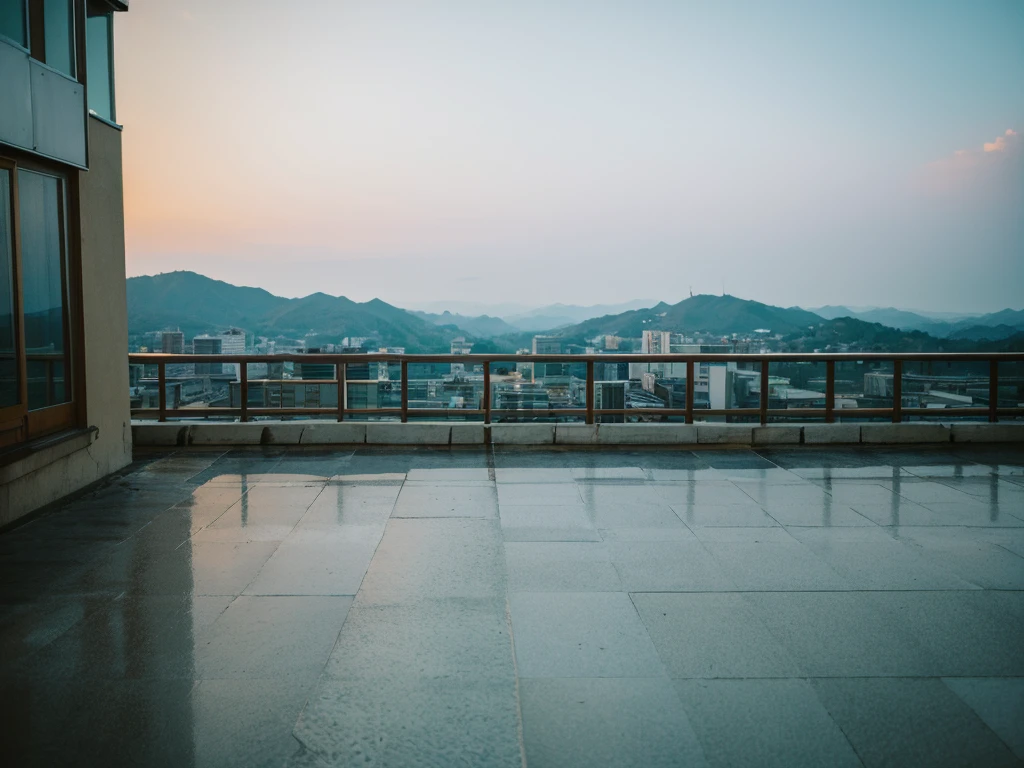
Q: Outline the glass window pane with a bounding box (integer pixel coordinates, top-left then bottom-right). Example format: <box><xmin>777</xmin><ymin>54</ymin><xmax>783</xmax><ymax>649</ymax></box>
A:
<box><xmin>0</xmin><ymin>0</ymin><xmax>27</xmax><ymax>47</ymax></box>
<box><xmin>43</xmin><ymin>0</ymin><xmax>75</xmax><ymax>77</ymax></box>
<box><xmin>19</xmin><ymin>169</ymin><xmax>70</xmax><ymax>411</ymax></box>
<box><xmin>86</xmin><ymin>12</ymin><xmax>112</xmax><ymax>120</ymax></box>
<box><xmin>0</xmin><ymin>169</ymin><xmax>19</xmax><ymax>409</ymax></box>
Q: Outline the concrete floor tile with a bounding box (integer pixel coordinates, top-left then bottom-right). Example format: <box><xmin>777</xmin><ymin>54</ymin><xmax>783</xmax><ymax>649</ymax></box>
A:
<box><xmin>871</xmin><ymin>591</ymin><xmax>1024</xmax><ymax>677</ymax></box>
<box><xmin>393</xmin><ymin>482</ymin><xmax>498</xmax><ymax>518</ymax></box>
<box><xmin>298</xmin><ymin>483</ymin><xmax>399</xmax><ymax>527</ymax></box>
<box><xmin>652</xmin><ymin>481</ymin><xmax>763</xmax><ymax>506</ymax></box>
<box><xmin>673</xmin><ymin>679</ymin><xmax>861</xmax><ymax>768</ymax></box>
<box><xmin>671</xmin><ymin>502</ymin><xmax>780</xmax><ymax>528</ymax></box>
<box><xmin>610</xmin><ymin>541</ymin><xmax>737</xmax><ymax>591</ymax></box>
<box><xmin>195</xmin><ymin>595</ymin><xmax>351</xmax><ymax>680</ymax></box>
<box><xmin>509</xmin><ymin>592</ymin><xmax>664</xmax><ymax>678</ymax></box>
<box><xmin>77</xmin><ymin>541</ymin><xmax>279</xmax><ymax>596</ymax></box>
<box><xmin>357</xmin><ymin>518</ymin><xmax>507</xmax><ymax>604</ymax></box>
<box><xmin>497</xmin><ymin>482</ymin><xmax>583</xmax><ymax>505</ymax></box>
<box><xmin>323</xmin><ymin>597</ymin><xmax>514</xmax><ymax>683</ymax></box>
<box><xmin>520</xmin><ymin>677</ymin><xmax>707</xmax><ymax>768</ymax></box>
<box><xmin>0</xmin><ymin>677</ymin><xmax>197</xmax><ymax>768</ymax></box>
<box><xmin>293</xmin><ymin>677</ymin><xmax>522</xmax><ymax>768</ymax></box>
<box><xmin>812</xmin><ymin>677</ymin><xmax>1020</xmax><ymax>768</ymax></box>
<box><xmin>585</xmin><ymin>503</ymin><xmax>691</xmax><ymax>531</ymax></box>
<box><xmin>746</xmin><ymin>592</ymin><xmax>940</xmax><ymax>677</ymax></box>
<box><xmin>943</xmin><ymin>677</ymin><xmax>1024</xmax><ymax>760</ymax></box>
<box><xmin>498</xmin><ymin>504</ymin><xmax>601</xmax><ymax>542</ymax></box>
<box><xmin>702</xmin><ymin>540</ymin><xmax>847</xmax><ymax>591</ymax></box>
<box><xmin>632</xmin><ymin>592</ymin><xmax>800</xmax><ymax>678</ymax></box>
<box><xmin>244</xmin><ymin>525</ymin><xmax>383</xmax><ymax>596</ymax></box>
<box><xmin>190</xmin><ymin>678</ymin><xmax>313</xmax><ymax>768</ymax></box>
<box><xmin>505</xmin><ymin>542</ymin><xmax>621</xmax><ymax>592</ymax></box>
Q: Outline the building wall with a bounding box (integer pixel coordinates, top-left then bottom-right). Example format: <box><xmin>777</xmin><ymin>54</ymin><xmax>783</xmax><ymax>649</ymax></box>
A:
<box><xmin>2</xmin><ymin>119</ymin><xmax>132</xmax><ymax>525</ymax></box>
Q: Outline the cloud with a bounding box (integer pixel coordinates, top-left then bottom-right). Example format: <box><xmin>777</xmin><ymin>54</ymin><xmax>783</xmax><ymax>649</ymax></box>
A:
<box><xmin>983</xmin><ymin>129</ymin><xmax>1018</xmax><ymax>153</ymax></box>
<box><xmin>922</xmin><ymin>128</ymin><xmax>1020</xmax><ymax>192</ymax></box>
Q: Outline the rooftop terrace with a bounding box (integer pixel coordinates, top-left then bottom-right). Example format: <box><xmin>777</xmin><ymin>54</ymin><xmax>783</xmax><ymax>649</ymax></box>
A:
<box><xmin>2</xmin><ymin>444</ymin><xmax>1024</xmax><ymax>767</ymax></box>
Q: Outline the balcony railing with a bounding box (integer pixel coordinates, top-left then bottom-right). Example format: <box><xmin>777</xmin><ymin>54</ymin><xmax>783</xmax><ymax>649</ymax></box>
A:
<box><xmin>127</xmin><ymin>352</ymin><xmax>1024</xmax><ymax>426</ymax></box>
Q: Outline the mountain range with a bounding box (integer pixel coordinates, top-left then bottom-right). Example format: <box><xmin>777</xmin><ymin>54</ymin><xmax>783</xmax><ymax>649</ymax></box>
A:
<box><xmin>127</xmin><ymin>271</ymin><xmax>1024</xmax><ymax>353</ymax></box>
<box><xmin>127</xmin><ymin>271</ymin><xmax>462</xmax><ymax>352</ymax></box>
<box><xmin>807</xmin><ymin>305</ymin><xmax>1024</xmax><ymax>339</ymax></box>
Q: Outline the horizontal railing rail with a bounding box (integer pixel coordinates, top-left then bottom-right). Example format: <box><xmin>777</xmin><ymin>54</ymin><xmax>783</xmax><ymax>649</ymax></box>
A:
<box><xmin>128</xmin><ymin>352</ymin><xmax>1024</xmax><ymax>426</ymax></box>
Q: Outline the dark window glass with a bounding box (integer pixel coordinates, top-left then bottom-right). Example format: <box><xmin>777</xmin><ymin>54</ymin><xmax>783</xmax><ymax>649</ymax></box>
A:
<box><xmin>18</xmin><ymin>169</ymin><xmax>70</xmax><ymax>410</ymax></box>
<box><xmin>0</xmin><ymin>169</ymin><xmax>18</xmax><ymax>409</ymax></box>
<box><xmin>0</xmin><ymin>0</ymin><xmax>27</xmax><ymax>47</ymax></box>
<box><xmin>86</xmin><ymin>11</ymin><xmax>113</xmax><ymax>120</ymax></box>
<box><xmin>43</xmin><ymin>0</ymin><xmax>74</xmax><ymax>77</ymax></box>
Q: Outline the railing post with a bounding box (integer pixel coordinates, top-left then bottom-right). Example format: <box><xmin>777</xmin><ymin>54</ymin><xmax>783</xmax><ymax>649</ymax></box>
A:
<box><xmin>337</xmin><ymin>361</ymin><xmax>346</xmax><ymax>422</ymax></box>
<box><xmin>400</xmin><ymin>360</ymin><xmax>408</xmax><ymax>423</ymax></box>
<box><xmin>892</xmin><ymin>360</ymin><xmax>903</xmax><ymax>423</ymax></box>
<box><xmin>239</xmin><ymin>360</ymin><xmax>248</xmax><ymax>422</ymax></box>
<box><xmin>759</xmin><ymin>361</ymin><xmax>769</xmax><ymax>426</ymax></box>
<box><xmin>825</xmin><ymin>360</ymin><xmax>835</xmax><ymax>424</ymax></box>
<box><xmin>483</xmin><ymin>361</ymin><xmax>491</xmax><ymax>425</ymax></box>
<box><xmin>685</xmin><ymin>360</ymin><xmax>694</xmax><ymax>424</ymax></box>
<box><xmin>157</xmin><ymin>361</ymin><xmax>166</xmax><ymax>423</ymax></box>
<box><xmin>989</xmin><ymin>359</ymin><xmax>999</xmax><ymax>423</ymax></box>
<box><xmin>586</xmin><ymin>360</ymin><xmax>595</xmax><ymax>425</ymax></box>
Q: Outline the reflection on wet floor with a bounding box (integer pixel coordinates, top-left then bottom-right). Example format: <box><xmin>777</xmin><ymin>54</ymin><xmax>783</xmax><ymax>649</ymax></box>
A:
<box><xmin>1</xmin><ymin>445</ymin><xmax>1023</xmax><ymax>767</ymax></box>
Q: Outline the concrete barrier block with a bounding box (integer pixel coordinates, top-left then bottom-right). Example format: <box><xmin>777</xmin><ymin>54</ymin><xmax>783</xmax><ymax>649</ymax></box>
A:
<box><xmin>697</xmin><ymin>424</ymin><xmax>754</xmax><ymax>445</ymax></box>
<box><xmin>804</xmin><ymin>424</ymin><xmax>860</xmax><ymax>444</ymax></box>
<box><xmin>752</xmin><ymin>426</ymin><xmax>802</xmax><ymax>445</ymax></box>
<box><xmin>861</xmin><ymin>424</ymin><xmax>951</xmax><ymax>444</ymax></box>
<box><xmin>189</xmin><ymin>423</ymin><xmax>264</xmax><ymax>446</ymax></box>
<box><xmin>299</xmin><ymin>423</ymin><xmax>366</xmax><ymax>445</ymax></box>
<box><xmin>596</xmin><ymin>424</ymin><xmax>697</xmax><ymax>445</ymax></box>
<box><xmin>262</xmin><ymin>423</ymin><xmax>306</xmax><ymax>444</ymax></box>
<box><xmin>451</xmin><ymin>424</ymin><xmax>485</xmax><ymax>444</ymax></box>
<box><xmin>556</xmin><ymin>424</ymin><xmax>598</xmax><ymax>445</ymax></box>
<box><xmin>132</xmin><ymin>423</ymin><xmax>189</xmax><ymax>447</ymax></box>
<box><xmin>366</xmin><ymin>423</ymin><xmax>451</xmax><ymax>445</ymax></box>
<box><xmin>491</xmin><ymin>424</ymin><xmax>555</xmax><ymax>445</ymax></box>
<box><xmin>951</xmin><ymin>424</ymin><xmax>1024</xmax><ymax>443</ymax></box>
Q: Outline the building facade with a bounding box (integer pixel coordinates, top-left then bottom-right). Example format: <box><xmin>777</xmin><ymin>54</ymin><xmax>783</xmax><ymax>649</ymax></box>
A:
<box><xmin>1</xmin><ymin>0</ymin><xmax>132</xmax><ymax>525</ymax></box>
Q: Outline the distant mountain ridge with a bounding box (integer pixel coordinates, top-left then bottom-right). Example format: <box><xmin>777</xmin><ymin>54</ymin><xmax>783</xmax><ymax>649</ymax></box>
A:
<box><xmin>127</xmin><ymin>272</ymin><xmax>462</xmax><ymax>353</ymax></box>
<box><xmin>411</xmin><ymin>310</ymin><xmax>519</xmax><ymax>339</ymax></box>
<box><xmin>558</xmin><ymin>294</ymin><xmax>823</xmax><ymax>340</ymax></box>
<box><xmin>805</xmin><ymin>304</ymin><xmax>1024</xmax><ymax>337</ymax></box>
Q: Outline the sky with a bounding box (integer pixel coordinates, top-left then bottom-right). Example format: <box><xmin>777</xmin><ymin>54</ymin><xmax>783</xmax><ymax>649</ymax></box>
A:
<box><xmin>116</xmin><ymin>0</ymin><xmax>1023</xmax><ymax>313</ymax></box>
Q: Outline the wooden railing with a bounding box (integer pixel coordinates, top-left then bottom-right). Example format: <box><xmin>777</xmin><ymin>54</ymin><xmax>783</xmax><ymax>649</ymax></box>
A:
<box><xmin>127</xmin><ymin>352</ymin><xmax>1024</xmax><ymax>426</ymax></box>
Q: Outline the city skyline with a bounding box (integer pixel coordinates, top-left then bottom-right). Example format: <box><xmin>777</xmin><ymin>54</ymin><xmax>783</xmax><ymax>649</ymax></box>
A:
<box><xmin>117</xmin><ymin>1</ymin><xmax>1023</xmax><ymax>312</ymax></box>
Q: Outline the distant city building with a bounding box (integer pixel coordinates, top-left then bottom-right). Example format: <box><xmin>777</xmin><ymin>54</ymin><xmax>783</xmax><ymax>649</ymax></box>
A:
<box><xmin>192</xmin><ymin>336</ymin><xmax>223</xmax><ymax>375</ymax></box>
<box><xmin>532</xmin><ymin>336</ymin><xmax>562</xmax><ymax>355</ymax></box>
<box><xmin>604</xmin><ymin>335</ymin><xmax>621</xmax><ymax>350</ymax></box>
<box><xmin>219</xmin><ymin>328</ymin><xmax>246</xmax><ymax>381</ymax></box>
<box><xmin>161</xmin><ymin>330</ymin><xmax>184</xmax><ymax>354</ymax></box>
<box><xmin>451</xmin><ymin>337</ymin><xmax>472</xmax><ymax>375</ymax></box>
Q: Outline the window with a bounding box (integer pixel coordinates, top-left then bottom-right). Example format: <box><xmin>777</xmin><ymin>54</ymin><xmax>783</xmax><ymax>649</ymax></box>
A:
<box><xmin>0</xmin><ymin>0</ymin><xmax>28</xmax><ymax>47</ymax></box>
<box><xmin>0</xmin><ymin>157</ymin><xmax>78</xmax><ymax>449</ymax></box>
<box><xmin>42</xmin><ymin>0</ymin><xmax>74</xmax><ymax>77</ymax></box>
<box><xmin>86</xmin><ymin>9</ymin><xmax>113</xmax><ymax>120</ymax></box>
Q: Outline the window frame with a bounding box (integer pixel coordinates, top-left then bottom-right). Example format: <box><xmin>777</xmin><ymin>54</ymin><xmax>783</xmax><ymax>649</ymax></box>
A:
<box><xmin>0</xmin><ymin>150</ymin><xmax>84</xmax><ymax>450</ymax></box>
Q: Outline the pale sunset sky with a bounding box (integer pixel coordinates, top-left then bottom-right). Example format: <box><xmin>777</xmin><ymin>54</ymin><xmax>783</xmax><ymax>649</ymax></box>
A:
<box><xmin>116</xmin><ymin>1</ymin><xmax>1023</xmax><ymax>312</ymax></box>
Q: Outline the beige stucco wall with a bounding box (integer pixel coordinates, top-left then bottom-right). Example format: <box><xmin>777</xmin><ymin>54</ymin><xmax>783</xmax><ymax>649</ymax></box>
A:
<box><xmin>1</xmin><ymin>118</ymin><xmax>133</xmax><ymax>526</ymax></box>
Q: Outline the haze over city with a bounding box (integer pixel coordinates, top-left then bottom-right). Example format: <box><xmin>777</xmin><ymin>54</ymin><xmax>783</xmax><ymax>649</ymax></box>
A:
<box><xmin>117</xmin><ymin>0</ymin><xmax>1023</xmax><ymax>311</ymax></box>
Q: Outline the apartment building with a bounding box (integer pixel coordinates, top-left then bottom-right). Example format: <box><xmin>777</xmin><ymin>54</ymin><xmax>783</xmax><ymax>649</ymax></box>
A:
<box><xmin>1</xmin><ymin>0</ymin><xmax>131</xmax><ymax>525</ymax></box>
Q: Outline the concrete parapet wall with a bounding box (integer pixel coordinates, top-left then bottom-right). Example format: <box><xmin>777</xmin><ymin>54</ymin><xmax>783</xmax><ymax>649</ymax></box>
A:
<box><xmin>492</xmin><ymin>424</ymin><xmax>555</xmax><ymax>445</ymax></box>
<box><xmin>697</xmin><ymin>425</ymin><xmax>754</xmax><ymax>444</ymax></box>
<box><xmin>950</xmin><ymin>424</ymin><xmax>1024</xmax><ymax>443</ymax></box>
<box><xmin>861</xmin><ymin>424</ymin><xmax>952</xmax><ymax>444</ymax></box>
<box><xmin>131</xmin><ymin>420</ymin><xmax>1024</xmax><ymax>449</ymax></box>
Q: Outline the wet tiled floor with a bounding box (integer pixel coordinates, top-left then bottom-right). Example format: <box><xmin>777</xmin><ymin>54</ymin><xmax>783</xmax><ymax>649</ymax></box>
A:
<box><xmin>2</xmin><ymin>444</ymin><xmax>1024</xmax><ymax>767</ymax></box>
